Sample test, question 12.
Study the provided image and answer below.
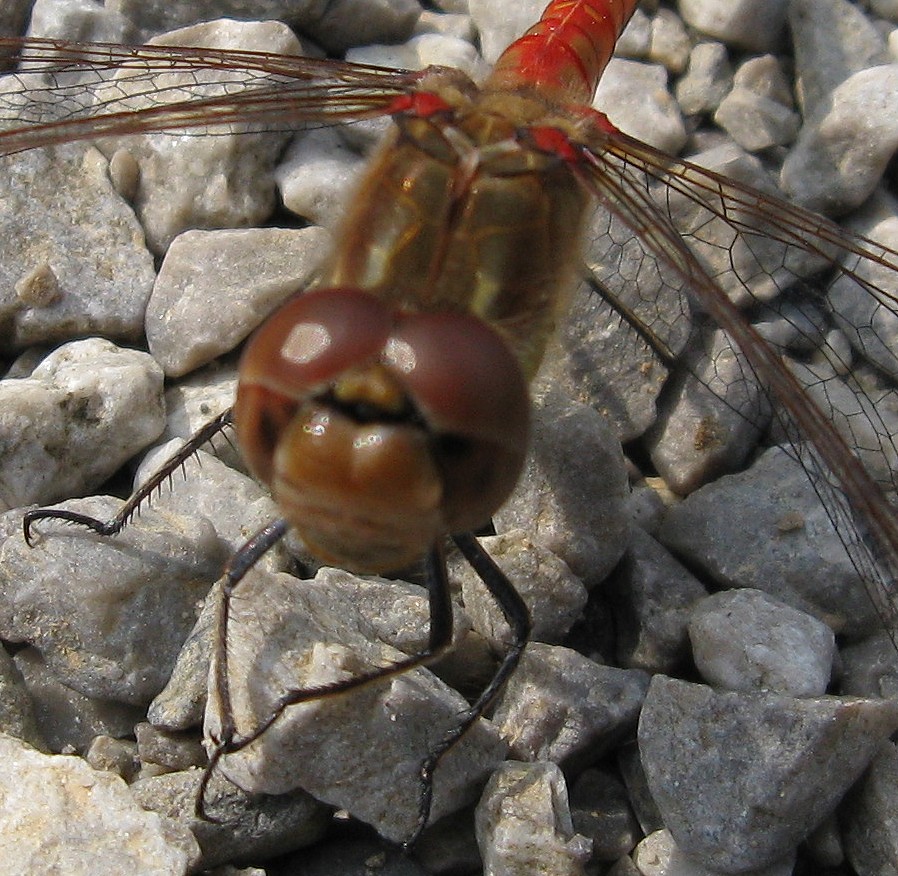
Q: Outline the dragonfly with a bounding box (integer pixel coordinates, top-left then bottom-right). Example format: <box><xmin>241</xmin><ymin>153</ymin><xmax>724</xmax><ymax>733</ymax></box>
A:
<box><xmin>4</xmin><ymin>0</ymin><xmax>898</xmax><ymax>857</ymax></box>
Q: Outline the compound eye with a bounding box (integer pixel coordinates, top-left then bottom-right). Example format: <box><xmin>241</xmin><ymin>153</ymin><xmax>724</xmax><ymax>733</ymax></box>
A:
<box><xmin>385</xmin><ymin>311</ymin><xmax>531</xmax><ymax>532</ymax></box>
<box><xmin>235</xmin><ymin>288</ymin><xmax>395</xmax><ymax>484</ymax></box>
<box><xmin>239</xmin><ymin>288</ymin><xmax>395</xmax><ymax>396</ymax></box>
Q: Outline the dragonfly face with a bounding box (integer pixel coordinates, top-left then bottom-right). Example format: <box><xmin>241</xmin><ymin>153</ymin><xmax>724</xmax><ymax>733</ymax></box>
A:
<box><xmin>234</xmin><ymin>286</ymin><xmax>530</xmax><ymax>572</ymax></box>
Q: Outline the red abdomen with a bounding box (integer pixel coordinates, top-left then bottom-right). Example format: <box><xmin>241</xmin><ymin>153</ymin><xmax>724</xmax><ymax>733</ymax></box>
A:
<box><xmin>486</xmin><ymin>0</ymin><xmax>640</xmax><ymax>104</ymax></box>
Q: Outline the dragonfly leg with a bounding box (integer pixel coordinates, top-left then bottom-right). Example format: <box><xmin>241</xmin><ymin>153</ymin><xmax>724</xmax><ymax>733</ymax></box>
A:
<box><xmin>198</xmin><ymin>535</ymin><xmax>458</xmax><ymax>831</ymax></box>
<box><xmin>23</xmin><ymin>408</ymin><xmax>234</xmax><ymax>545</ymax></box>
<box><xmin>406</xmin><ymin>531</ymin><xmax>531</xmax><ymax>848</ymax></box>
<box><xmin>198</xmin><ymin>516</ymin><xmax>290</xmax><ymax>822</ymax></box>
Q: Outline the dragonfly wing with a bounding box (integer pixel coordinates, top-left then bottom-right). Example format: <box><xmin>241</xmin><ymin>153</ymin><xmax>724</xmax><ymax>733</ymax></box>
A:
<box><xmin>574</xmin><ymin>126</ymin><xmax>898</xmax><ymax>639</ymax></box>
<box><xmin>551</xmin><ymin>212</ymin><xmax>693</xmax><ymax>444</ymax></box>
<box><xmin>828</xmin><ymin>199</ymin><xmax>898</xmax><ymax>383</ymax></box>
<box><xmin>0</xmin><ymin>34</ymin><xmax>425</xmax><ymax>154</ymax></box>
<box><xmin>0</xmin><ymin>30</ymin><xmax>427</xmax><ymax>254</ymax></box>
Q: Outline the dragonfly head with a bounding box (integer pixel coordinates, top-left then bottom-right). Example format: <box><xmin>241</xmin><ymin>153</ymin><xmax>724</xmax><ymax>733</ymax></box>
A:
<box><xmin>234</xmin><ymin>287</ymin><xmax>530</xmax><ymax>573</ymax></box>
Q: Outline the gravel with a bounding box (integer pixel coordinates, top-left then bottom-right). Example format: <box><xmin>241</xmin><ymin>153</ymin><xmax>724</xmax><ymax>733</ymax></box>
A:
<box><xmin>1</xmin><ymin>0</ymin><xmax>898</xmax><ymax>874</ymax></box>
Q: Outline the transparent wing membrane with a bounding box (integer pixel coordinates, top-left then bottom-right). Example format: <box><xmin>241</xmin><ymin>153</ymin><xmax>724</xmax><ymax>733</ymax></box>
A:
<box><xmin>0</xmin><ymin>37</ymin><xmax>423</xmax><ymax>152</ymax></box>
<box><xmin>576</xmin><ymin>130</ymin><xmax>898</xmax><ymax>639</ymax></box>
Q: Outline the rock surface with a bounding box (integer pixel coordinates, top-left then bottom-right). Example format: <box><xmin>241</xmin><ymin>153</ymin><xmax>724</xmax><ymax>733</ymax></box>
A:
<box><xmin>639</xmin><ymin>676</ymin><xmax>898</xmax><ymax>871</ymax></box>
<box><xmin>0</xmin><ymin>731</ymin><xmax>199</xmax><ymax>875</ymax></box>
<box><xmin>0</xmin><ymin>340</ymin><xmax>165</xmax><ymax>509</ymax></box>
<box><xmin>475</xmin><ymin>761</ymin><xmax>592</xmax><ymax>876</ymax></box>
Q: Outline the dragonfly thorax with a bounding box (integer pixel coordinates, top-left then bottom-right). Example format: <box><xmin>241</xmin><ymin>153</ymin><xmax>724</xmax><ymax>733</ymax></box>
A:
<box><xmin>316</xmin><ymin>91</ymin><xmax>593</xmax><ymax>382</ymax></box>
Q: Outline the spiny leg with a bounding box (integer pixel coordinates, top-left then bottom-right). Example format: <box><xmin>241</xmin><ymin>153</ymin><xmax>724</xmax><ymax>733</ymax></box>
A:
<box><xmin>406</xmin><ymin>531</ymin><xmax>531</xmax><ymax>848</ymax></box>
<box><xmin>198</xmin><ymin>533</ymin><xmax>458</xmax><ymax>825</ymax></box>
<box><xmin>199</xmin><ymin>516</ymin><xmax>290</xmax><ymax>821</ymax></box>
<box><xmin>23</xmin><ymin>408</ymin><xmax>234</xmax><ymax>544</ymax></box>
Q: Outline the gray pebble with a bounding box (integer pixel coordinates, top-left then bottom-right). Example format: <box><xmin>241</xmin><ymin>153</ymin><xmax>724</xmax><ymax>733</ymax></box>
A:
<box><xmin>147</xmin><ymin>578</ymin><xmax>220</xmax><ymax>732</ymax></box>
<box><xmin>449</xmin><ymin>529</ymin><xmax>587</xmax><ymax>648</ymax></box>
<box><xmin>346</xmin><ymin>30</ymin><xmax>489</xmax><ymax>81</ymax></box>
<box><xmin>159</xmin><ymin>361</ymin><xmax>243</xmax><ymax>471</ymax></box>
<box><xmin>146</xmin><ymin>226</ymin><xmax>329</xmax><ymax>376</ymax></box>
<box><xmin>0</xmin><ymin>339</ymin><xmax>165</xmax><ymax>509</ymax></box>
<box><xmin>688</xmin><ymin>588</ymin><xmax>836</xmax><ymax>696</ymax></box>
<box><xmin>786</xmin><ymin>359</ymin><xmax>898</xmax><ymax>490</ymax></box>
<box><xmin>562</xmin><ymin>222</ymin><xmax>691</xmax><ymax>443</ymax></box>
<box><xmin>470</xmin><ymin>0</ymin><xmax>550</xmax><ymax>63</ymax></box>
<box><xmin>615</xmin><ymin>8</ymin><xmax>652</xmax><ymax>59</ymax></box>
<box><xmin>638</xmin><ymin>676</ymin><xmax>898</xmax><ymax>871</ymax></box>
<box><xmin>134</xmin><ymin>721</ymin><xmax>205</xmax><ymax>772</ymax></box>
<box><xmin>594</xmin><ymin>59</ymin><xmax>687</xmax><ymax>154</ymax></box>
<box><xmin>0</xmin><ymin>0</ymin><xmax>32</xmax><ymax>38</ymax></box>
<box><xmin>0</xmin><ymin>730</ymin><xmax>200</xmax><ymax>874</ymax></box>
<box><xmin>632</xmin><ymin>829</ymin><xmax>795</xmax><ymax>876</ymax></box>
<box><xmin>160</xmin><ymin>361</ymin><xmax>237</xmax><ymax>443</ymax></box>
<box><xmin>475</xmin><ymin>761</ymin><xmax>593</xmax><ymax>876</ymax></box>
<box><xmin>27</xmin><ymin>0</ymin><xmax>134</xmax><ymax>43</ymax></box>
<box><xmin>840</xmin><ymin>630</ymin><xmax>898</xmax><ymax>700</ymax></box>
<box><xmin>1</xmin><ymin>497</ymin><xmax>223</xmax><ymax>704</ymax></box>
<box><xmin>415</xmin><ymin>8</ymin><xmax>473</xmax><ymax>37</ymax></box>
<box><xmin>569</xmin><ymin>767</ymin><xmax>641</xmax><ymax>863</ymax></box>
<box><xmin>658</xmin><ymin>445</ymin><xmax>881</xmax><ymax>636</ymax></box>
<box><xmin>627</xmin><ymin>479</ymin><xmax>671</xmax><ymax>536</ymax></box>
<box><xmin>0</xmin><ymin>642</ymin><xmax>46</xmax><ymax>751</ymax></box>
<box><xmin>131</xmin><ymin>767</ymin><xmax>330</xmax><ymax>870</ymax></box>
<box><xmin>607</xmin><ymin>527</ymin><xmax>708</xmax><ymax>674</ymax></box>
<box><xmin>805</xmin><ymin>814</ymin><xmax>846</xmax><ymax>870</ymax></box>
<box><xmin>108</xmin><ymin>0</ymin><xmax>419</xmax><ymax>50</ymax></box>
<box><xmin>666</xmin><ymin>142</ymin><xmax>830</xmax><ymax>307</ymax></box>
<box><xmin>491</xmin><ymin>643</ymin><xmax>649</xmax><ymax>765</ymax></box>
<box><xmin>781</xmin><ymin>64</ymin><xmax>898</xmax><ymax>216</ymax></box>
<box><xmin>713</xmin><ymin>55</ymin><xmax>799</xmax><ymax>152</ymax></box>
<box><xmin>84</xmin><ymin>734</ymin><xmax>140</xmax><ymax>781</ymax></box>
<box><xmin>679</xmin><ymin>0</ymin><xmax>789</xmax><ymax>53</ymax></box>
<box><xmin>293</xmin><ymin>0</ymin><xmax>421</xmax><ymax>55</ymax></box>
<box><xmin>675</xmin><ymin>41</ymin><xmax>733</xmax><ymax>116</ymax></box>
<box><xmin>874</xmin><ymin>0</ymin><xmax>898</xmax><ymax>18</ymax></box>
<box><xmin>617</xmin><ymin>741</ymin><xmax>664</xmax><ymax>838</ymax></box>
<box><xmin>94</xmin><ymin>19</ymin><xmax>302</xmax><ymax>254</ymax></box>
<box><xmin>0</xmin><ymin>144</ymin><xmax>154</xmax><ymax>350</ymax></box>
<box><xmin>648</xmin><ymin>9</ymin><xmax>691</xmax><ymax>75</ymax></box>
<box><xmin>788</xmin><ymin>0</ymin><xmax>890</xmax><ymax>120</ymax></box>
<box><xmin>493</xmin><ymin>383</ymin><xmax>630</xmax><ymax>587</ymax></box>
<box><xmin>12</xmin><ymin>646</ymin><xmax>145</xmax><ymax>752</ymax></box>
<box><xmin>842</xmin><ymin>741</ymin><xmax>898</xmax><ymax>875</ymax></box>
<box><xmin>828</xmin><ymin>201</ymin><xmax>898</xmax><ymax>383</ymax></box>
<box><xmin>646</xmin><ymin>325</ymin><xmax>771</xmax><ymax>493</ymax></box>
<box><xmin>277</xmin><ymin>126</ymin><xmax>368</xmax><ymax>230</ymax></box>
